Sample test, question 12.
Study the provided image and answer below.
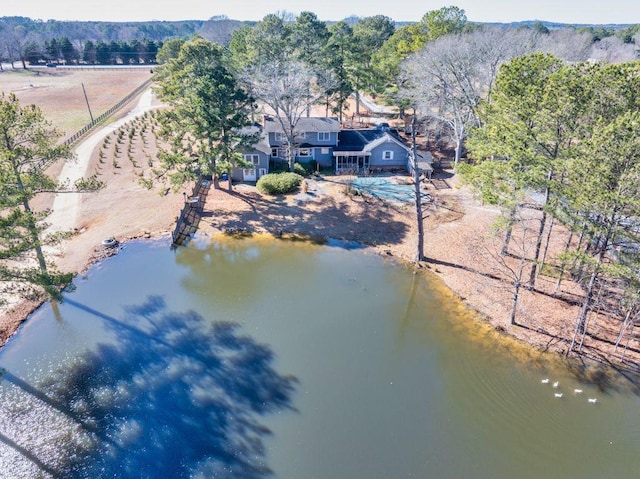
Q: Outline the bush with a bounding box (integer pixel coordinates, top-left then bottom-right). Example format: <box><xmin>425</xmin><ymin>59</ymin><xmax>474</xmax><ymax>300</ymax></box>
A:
<box><xmin>256</xmin><ymin>172</ymin><xmax>303</xmax><ymax>195</ymax></box>
<box><xmin>293</xmin><ymin>162</ymin><xmax>308</xmax><ymax>177</ymax></box>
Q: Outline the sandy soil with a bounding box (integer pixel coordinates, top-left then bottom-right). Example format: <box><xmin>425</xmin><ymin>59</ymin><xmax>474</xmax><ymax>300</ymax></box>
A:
<box><xmin>1</xmin><ymin>82</ymin><xmax>639</xmax><ymax>373</ymax></box>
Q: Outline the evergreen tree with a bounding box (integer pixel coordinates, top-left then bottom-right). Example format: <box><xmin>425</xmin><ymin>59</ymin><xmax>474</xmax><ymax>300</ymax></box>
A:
<box><xmin>154</xmin><ymin>37</ymin><xmax>256</xmax><ymax>191</ymax></box>
<box><xmin>0</xmin><ymin>94</ymin><xmax>73</xmax><ymax>301</ymax></box>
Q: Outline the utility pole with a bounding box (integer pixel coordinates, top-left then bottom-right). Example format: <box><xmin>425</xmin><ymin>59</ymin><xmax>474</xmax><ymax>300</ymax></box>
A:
<box><xmin>82</xmin><ymin>83</ymin><xmax>94</xmax><ymax>123</ymax></box>
<box><xmin>411</xmin><ymin>113</ymin><xmax>425</xmax><ymax>263</ymax></box>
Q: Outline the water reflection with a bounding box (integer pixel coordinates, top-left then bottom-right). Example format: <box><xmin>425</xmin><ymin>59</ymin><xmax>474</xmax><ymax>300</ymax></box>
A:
<box><xmin>0</xmin><ymin>296</ymin><xmax>297</xmax><ymax>478</ymax></box>
<box><xmin>2</xmin><ymin>237</ymin><xmax>640</xmax><ymax>479</ymax></box>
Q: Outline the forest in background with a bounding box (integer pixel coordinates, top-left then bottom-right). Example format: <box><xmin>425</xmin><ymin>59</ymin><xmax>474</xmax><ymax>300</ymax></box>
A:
<box><xmin>1</xmin><ymin>13</ymin><xmax>639</xmax><ymax>67</ymax></box>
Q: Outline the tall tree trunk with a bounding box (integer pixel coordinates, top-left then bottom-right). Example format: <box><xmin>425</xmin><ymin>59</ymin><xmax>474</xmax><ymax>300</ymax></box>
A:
<box><xmin>539</xmin><ymin>217</ymin><xmax>555</xmax><ymax>279</ymax></box>
<box><xmin>567</xmin><ymin>244</ymin><xmax>605</xmax><ymax>356</ymax></box>
<box><xmin>571</xmin><ymin>223</ymin><xmax>587</xmax><ymax>277</ymax></box>
<box><xmin>454</xmin><ymin>138</ymin><xmax>462</xmax><ymax>164</ymax></box>
<box><xmin>14</xmin><ymin>165</ymin><xmax>47</xmax><ymax>272</ymax></box>
<box><xmin>528</xmin><ymin>171</ymin><xmax>552</xmax><ymax>288</ymax></box>
<box><xmin>579</xmin><ymin>281</ymin><xmax>605</xmax><ymax>352</ymax></box>
<box><xmin>509</xmin><ymin>249</ymin><xmax>528</xmax><ymax>325</ymax></box>
<box><xmin>527</xmin><ymin>207</ymin><xmax>547</xmax><ymax>288</ymax></box>
<box><xmin>509</xmin><ymin>281</ymin><xmax>521</xmax><ymax>325</ymax></box>
<box><xmin>411</xmin><ymin>116</ymin><xmax>425</xmax><ymax>262</ymax></box>
<box><xmin>615</xmin><ymin>309</ymin><xmax>633</xmax><ymax>352</ymax></box>
<box><xmin>554</xmin><ymin>230</ymin><xmax>574</xmax><ymax>295</ymax></box>
<box><xmin>501</xmin><ymin>206</ymin><xmax>517</xmax><ymax>256</ymax></box>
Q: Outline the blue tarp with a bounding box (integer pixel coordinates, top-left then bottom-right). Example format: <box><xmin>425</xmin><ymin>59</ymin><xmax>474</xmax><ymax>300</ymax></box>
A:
<box><xmin>351</xmin><ymin>177</ymin><xmax>416</xmax><ymax>203</ymax></box>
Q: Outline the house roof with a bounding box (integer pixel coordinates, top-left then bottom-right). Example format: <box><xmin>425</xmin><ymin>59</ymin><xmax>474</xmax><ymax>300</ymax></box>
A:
<box><xmin>263</xmin><ymin>116</ymin><xmax>340</xmax><ymax>133</ymax></box>
<box><xmin>335</xmin><ymin>126</ymin><xmax>410</xmax><ymax>153</ymax></box>
<box><xmin>238</xmin><ymin>125</ymin><xmax>271</xmax><ymax>155</ymax></box>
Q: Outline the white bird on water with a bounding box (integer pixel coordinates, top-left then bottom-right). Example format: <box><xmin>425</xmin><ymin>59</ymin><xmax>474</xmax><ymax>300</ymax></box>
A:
<box><xmin>574</xmin><ymin>389</ymin><xmax>583</xmax><ymax>394</ymax></box>
<box><xmin>588</xmin><ymin>398</ymin><xmax>597</xmax><ymax>404</ymax></box>
<box><xmin>553</xmin><ymin>381</ymin><xmax>559</xmax><ymax>388</ymax></box>
<box><xmin>541</xmin><ymin>378</ymin><xmax>550</xmax><ymax>384</ymax></box>
<box><xmin>554</xmin><ymin>393</ymin><xmax>563</xmax><ymax>398</ymax></box>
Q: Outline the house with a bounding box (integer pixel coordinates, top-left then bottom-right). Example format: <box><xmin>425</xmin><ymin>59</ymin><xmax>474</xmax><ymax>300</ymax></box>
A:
<box><xmin>333</xmin><ymin>124</ymin><xmax>413</xmax><ymax>174</ymax></box>
<box><xmin>231</xmin><ymin>125</ymin><xmax>270</xmax><ymax>182</ymax></box>
<box><xmin>232</xmin><ymin>119</ymin><xmax>432</xmax><ymax>182</ymax></box>
<box><xmin>263</xmin><ymin>116</ymin><xmax>340</xmax><ymax>168</ymax></box>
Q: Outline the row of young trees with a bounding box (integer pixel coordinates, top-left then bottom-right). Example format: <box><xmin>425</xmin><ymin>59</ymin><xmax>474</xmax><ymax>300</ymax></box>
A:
<box><xmin>26</xmin><ymin>38</ymin><xmax>162</xmax><ymax>65</ymax></box>
<box><xmin>0</xmin><ymin>33</ymin><xmax>162</xmax><ymax>68</ymax></box>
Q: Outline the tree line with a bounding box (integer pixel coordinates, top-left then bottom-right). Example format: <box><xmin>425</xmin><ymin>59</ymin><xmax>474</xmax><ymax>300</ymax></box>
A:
<box><xmin>456</xmin><ymin>56</ymin><xmax>640</xmax><ymax>358</ymax></box>
<box><xmin>28</xmin><ymin>38</ymin><xmax>162</xmax><ymax>65</ymax></box>
<box><xmin>0</xmin><ymin>15</ymin><xmax>245</xmax><ymax>68</ymax></box>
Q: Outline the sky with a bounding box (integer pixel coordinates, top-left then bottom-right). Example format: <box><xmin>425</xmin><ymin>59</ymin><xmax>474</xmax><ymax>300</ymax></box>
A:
<box><xmin>4</xmin><ymin>0</ymin><xmax>639</xmax><ymax>25</ymax></box>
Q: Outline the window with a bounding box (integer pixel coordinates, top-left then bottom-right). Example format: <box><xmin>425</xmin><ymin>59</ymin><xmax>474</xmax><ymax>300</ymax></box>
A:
<box><xmin>274</xmin><ymin>132</ymin><xmax>286</xmax><ymax>142</ymax></box>
<box><xmin>244</xmin><ymin>154</ymin><xmax>260</xmax><ymax>165</ymax></box>
<box><xmin>271</xmin><ymin>147</ymin><xmax>279</xmax><ymax>158</ymax></box>
<box><xmin>321</xmin><ymin>147</ymin><xmax>330</xmax><ymax>155</ymax></box>
<box><xmin>318</xmin><ymin>131</ymin><xmax>330</xmax><ymax>141</ymax></box>
<box><xmin>297</xmin><ymin>148</ymin><xmax>314</xmax><ymax>158</ymax></box>
<box><xmin>382</xmin><ymin>150</ymin><xmax>394</xmax><ymax>160</ymax></box>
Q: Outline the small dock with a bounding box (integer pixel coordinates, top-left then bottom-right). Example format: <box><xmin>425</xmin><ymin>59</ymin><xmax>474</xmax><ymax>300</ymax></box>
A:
<box><xmin>171</xmin><ymin>176</ymin><xmax>211</xmax><ymax>247</ymax></box>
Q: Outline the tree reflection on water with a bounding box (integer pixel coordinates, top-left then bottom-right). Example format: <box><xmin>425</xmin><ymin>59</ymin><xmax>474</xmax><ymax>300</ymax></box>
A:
<box><xmin>1</xmin><ymin>296</ymin><xmax>297</xmax><ymax>478</ymax></box>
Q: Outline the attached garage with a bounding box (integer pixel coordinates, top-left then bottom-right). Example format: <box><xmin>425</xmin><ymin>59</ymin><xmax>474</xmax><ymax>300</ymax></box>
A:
<box><xmin>242</xmin><ymin>168</ymin><xmax>257</xmax><ymax>181</ymax></box>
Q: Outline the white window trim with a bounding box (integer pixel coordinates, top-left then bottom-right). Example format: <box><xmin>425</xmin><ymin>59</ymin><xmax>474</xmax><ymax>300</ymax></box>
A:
<box><xmin>318</xmin><ymin>131</ymin><xmax>330</xmax><ymax>141</ymax></box>
<box><xmin>274</xmin><ymin>132</ymin><xmax>286</xmax><ymax>142</ymax></box>
<box><xmin>382</xmin><ymin>150</ymin><xmax>394</xmax><ymax>160</ymax></box>
<box><xmin>244</xmin><ymin>154</ymin><xmax>260</xmax><ymax>165</ymax></box>
<box><xmin>297</xmin><ymin>148</ymin><xmax>314</xmax><ymax>158</ymax></box>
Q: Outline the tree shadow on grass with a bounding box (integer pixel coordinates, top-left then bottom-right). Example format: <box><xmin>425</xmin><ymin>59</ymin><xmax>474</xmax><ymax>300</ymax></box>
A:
<box><xmin>0</xmin><ymin>295</ymin><xmax>297</xmax><ymax>479</ymax></box>
<box><xmin>214</xmin><ymin>189</ymin><xmax>410</xmax><ymax>248</ymax></box>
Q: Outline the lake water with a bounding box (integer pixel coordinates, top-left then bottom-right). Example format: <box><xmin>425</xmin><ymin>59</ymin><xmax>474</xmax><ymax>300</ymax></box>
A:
<box><xmin>0</xmin><ymin>236</ymin><xmax>639</xmax><ymax>478</ymax></box>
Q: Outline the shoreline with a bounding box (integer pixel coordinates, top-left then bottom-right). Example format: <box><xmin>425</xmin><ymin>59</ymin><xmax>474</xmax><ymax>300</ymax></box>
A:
<box><xmin>3</xmin><ymin>176</ymin><xmax>640</xmax><ymax>379</ymax></box>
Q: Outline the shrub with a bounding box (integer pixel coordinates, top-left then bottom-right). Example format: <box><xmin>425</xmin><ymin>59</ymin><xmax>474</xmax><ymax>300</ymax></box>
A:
<box><xmin>293</xmin><ymin>162</ymin><xmax>308</xmax><ymax>177</ymax></box>
<box><xmin>307</xmin><ymin>160</ymin><xmax>318</xmax><ymax>173</ymax></box>
<box><xmin>257</xmin><ymin>172</ymin><xmax>303</xmax><ymax>195</ymax></box>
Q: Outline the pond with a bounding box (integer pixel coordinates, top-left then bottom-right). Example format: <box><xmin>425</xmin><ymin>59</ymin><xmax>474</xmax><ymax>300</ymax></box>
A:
<box><xmin>0</xmin><ymin>236</ymin><xmax>639</xmax><ymax>478</ymax></box>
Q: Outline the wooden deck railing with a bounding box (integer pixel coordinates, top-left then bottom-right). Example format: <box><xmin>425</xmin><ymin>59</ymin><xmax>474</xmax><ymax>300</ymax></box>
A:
<box><xmin>171</xmin><ymin>176</ymin><xmax>212</xmax><ymax>247</ymax></box>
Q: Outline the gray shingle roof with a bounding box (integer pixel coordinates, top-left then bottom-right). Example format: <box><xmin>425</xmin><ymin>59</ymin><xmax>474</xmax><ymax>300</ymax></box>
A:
<box><xmin>263</xmin><ymin>116</ymin><xmax>340</xmax><ymax>133</ymax></box>
<box><xmin>336</xmin><ymin>127</ymin><xmax>409</xmax><ymax>153</ymax></box>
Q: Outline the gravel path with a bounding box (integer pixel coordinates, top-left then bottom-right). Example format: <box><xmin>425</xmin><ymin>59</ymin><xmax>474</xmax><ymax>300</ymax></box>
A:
<box><xmin>47</xmin><ymin>89</ymin><xmax>155</xmax><ymax>234</ymax></box>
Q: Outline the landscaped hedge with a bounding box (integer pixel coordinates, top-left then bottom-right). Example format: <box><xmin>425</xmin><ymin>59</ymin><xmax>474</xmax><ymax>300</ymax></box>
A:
<box><xmin>256</xmin><ymin>172</ymin><xmax>304</xmax><ymax>195</ymax></box>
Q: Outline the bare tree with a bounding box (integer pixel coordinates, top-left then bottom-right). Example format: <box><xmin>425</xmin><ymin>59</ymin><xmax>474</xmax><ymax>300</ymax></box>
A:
<box><xmin>401</xmin><ymin>27</ymin><xmax>538</xmax><ymax>163</ymax></box>
<box><xmin>482</xmin><ymin>211</ymin><xmax>541</xmax><ymax>325</ymax></box>
<box><xmin>243</xmin><ymin>60</ymin><xmax>322</xmax><ymax>171</ymax></box>
<box><xmin>4</xmin><ymin>24</ymin><xmax>39</xmax><ymax>69</ymax></box>
<box><xmin>535</xmin><ymin>28</ymin><xmax>593</xmax><ymax>62</ymax></box>
<box><xmin>589</xmin><ymin>36</ymin><xmax>638</xmax><ymax>64</ymax></box>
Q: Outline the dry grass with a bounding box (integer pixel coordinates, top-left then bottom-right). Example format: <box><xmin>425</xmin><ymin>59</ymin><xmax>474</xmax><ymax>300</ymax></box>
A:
<box><xmin>0</xmin><ymin>67</ymin><xmax>154</xmax><ymax>135</ymax></box>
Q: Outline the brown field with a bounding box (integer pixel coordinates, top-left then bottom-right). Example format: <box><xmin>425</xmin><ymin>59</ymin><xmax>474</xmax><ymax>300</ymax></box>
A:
<box><xmin>0</xmin><ymin>67</ymin><xmax>154</xmax><ymax>136</ymax></box>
